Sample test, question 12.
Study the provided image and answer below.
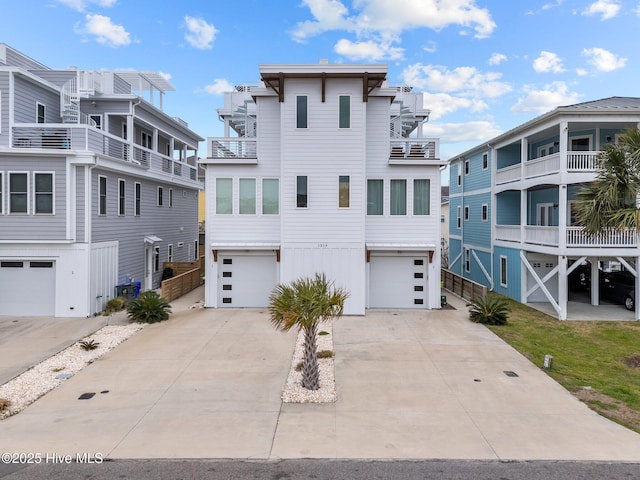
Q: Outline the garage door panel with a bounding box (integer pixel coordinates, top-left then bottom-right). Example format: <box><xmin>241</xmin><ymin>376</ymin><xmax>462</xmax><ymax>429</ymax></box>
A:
<box><xmin>0</xmin><ymin>260</ymin><xmax>55</xmax><ymax>316</ymax></box>
<box><xmin>369</xmin><ymin>256</ymin><xmax>427</xmax><ymax>309</ymax></box>
<box><xmin>217</xmin><ymin>255</ymin><xmax>277</xmax><ymax>307</ymax></box>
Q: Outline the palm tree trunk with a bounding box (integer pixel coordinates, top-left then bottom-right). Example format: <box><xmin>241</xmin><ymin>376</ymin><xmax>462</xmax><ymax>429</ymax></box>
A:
<box><xmin>301</xmin><ymin>323</ymin><xmax>320</xmax><ymax>390</ymax></box>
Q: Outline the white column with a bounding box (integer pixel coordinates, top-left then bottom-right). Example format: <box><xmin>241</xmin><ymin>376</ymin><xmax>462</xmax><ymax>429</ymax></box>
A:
<box><xmin>558</xmin><ymin>255</ymin><xmax>568</xmax><ymax>320</ymax></box>
<box><xmin>591</xmin><ymin>258</ymin><xmax>600</xmax><ymax>306</ymax></box>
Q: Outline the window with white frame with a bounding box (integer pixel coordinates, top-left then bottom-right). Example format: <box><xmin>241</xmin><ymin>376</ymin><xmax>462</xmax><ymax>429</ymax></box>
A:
<box><xmin>457</xmin><ymin>206</ymin><xmax>461</xmax><ymax>229</ymax></box>
<box><xmin>482</xmin><ymin>153</ymin><xmax>488</xmax><ymax>170</ymax></box>
<box><xmin>153</xmin><ymin>246</ymin><xmax>160</xmax><ymax>272</ymax></box>
<box><xmin>0</xmin><ymin>172</ymin><xmax>3</xmax><ymax>214</ymax></box>
<box><xmin>339</xmin><ymin>96</ymin><xmax>350</xmax><ymax>129</ymax></box>
<box><xmin>457</xmin><ymin>164</ymin><xmax>462</xmax><ymax>186</ymax></box>
<box><xmin>134</xmin><ymin>182</ymin><xmax>141</xmax><ymax>216</ymax></box>
<box><xmin>537</xmin><ymin>203</ymin><xmax>553</xmax><ymax>226</ymax></box>
<box><xmin>34</xmin><ymin>173</ymin><xmax>53</xmax><ymax>214</ymax></box>
<box><xmin>464</xmin><ymin>205</ymin><xmax>469</xmax><ymax>221</ymax></box>
<box><xmin>239</xmin><ymin>178</ymin><xmax>256</xmax><ymax>214</ymax></box>
<box><xmin>367</xmin><ymin>179</ymin><xmax>383</xmax><ymax>215</ymax></box>
<box><xmin>118</xmin><ymin>179</ymin><xmax>126</xmax><ymax>216</ymax></box>
<box><xmin>141</xmin><ymin>131</ymin><xmax>152</xmax><ymax>149</ymax></box>
<box><xmin>570</xmin><ymin>136</ymin><xmax>591</xmax><ymax>151</ymax></box>
<box><xmin>194</xmin><ymin>240</ymin><xmax>199</xmax><ymax>260</ymax></box>
<box><xmin>36</xmin><ymin>103</ymin><xmax>45</xmax><ymax>124</ymax></box>
<box><xmin>98</xmin><ymin>176</ymin><xmax>107</xmax><ymax>215</ymax></box>
<box><xmin>262</xmin><ymin>178</ymin><xmax>279</xmax><ymax>214</ymax></box>
<box><xmin>9</xmin><ymin>173</ymin><xmax>28</xmax><ymax>214</ymax></box>
<box><xmin>157</xmin><ymin>186</ymin><xmax>163</xmax><ymax>206</ymax></box>
<box><xmin>413</xmin><ymin>179</ymin><xmax>430</xmax><ymax>215</ymax></box>
<box><xmin>465</xmin><ymin>248</ymin><xmax>470</xmax><ymax>272</ymax></box>
<box><xmin>169</xmin><ymin>188</ymin><xmax>173</xmax><ymax>207</ymax></box>
<box><xmin>537</xmin><ymin>142</ymin><xmax>556</xmax><ymax>158</ymax></box>
<box><xmin>464</xmin><ymin>160</ymin><xmax>470</xmax><ymax>175</ymax></box>
<box><xmin>296</xmin><ymin>96</ymin><xmax>308</xmax><ymax>129</ymax></box>
<box><xmin>500</xmin><ymin>256</ymin><xmax>508</xmax><ymax>287</ymax></box>
<box><xmin>338</xmin><ymin>176</ymin><xmax>350</xmax><ymax>208</ymax></box>
<box><xmin>216</xmin><ymin>178</ymin><xmax>233</xmax><ymax>214</ymax></box>
<box><xmin>296</xmin><ymin>176</ymin><xmax>308</xmax><ymax>208</ymax></box>
<box><xmin>481</xmin><ymin>204</ymin><xmax>488</xmax><ymax>221</ymax></box>
<box><xmin>390</xmin><ymin>179</ymin><xmax>407</xmax><ymax>215</ymax></box>
<box><xmin>168</xmin><ymin>244</ymin><xmax>174</xmax><ymax>262</ymax></box>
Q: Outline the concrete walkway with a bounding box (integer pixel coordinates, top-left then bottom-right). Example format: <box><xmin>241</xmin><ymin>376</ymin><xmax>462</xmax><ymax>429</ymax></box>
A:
<box><xmin>1</xmin><ymin>289</ymin><xmax>640</xmax><ymax>461</ymax></box>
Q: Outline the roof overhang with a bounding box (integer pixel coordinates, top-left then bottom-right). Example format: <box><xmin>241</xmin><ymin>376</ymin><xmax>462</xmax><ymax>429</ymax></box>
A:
<box><xmin>366</xmin><ymin>243</ymin><xmax>436</xmax><ymax>251</ymax></box>
<box><xmin>144</xmin><ymin>235</ymin><xmax>163</xmax><ymax>244</ymax></box>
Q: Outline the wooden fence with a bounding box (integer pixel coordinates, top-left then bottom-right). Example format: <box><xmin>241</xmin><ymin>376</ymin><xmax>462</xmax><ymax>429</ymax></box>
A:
<box><xmin>160</xmin><ymin>257</ymin><xmax>205</xmax><ymax>302</ymax></box>
<box><xmin>441</xmin><ymin>269</ymin><xmax>487</xmax><ymax>302</ymax></box>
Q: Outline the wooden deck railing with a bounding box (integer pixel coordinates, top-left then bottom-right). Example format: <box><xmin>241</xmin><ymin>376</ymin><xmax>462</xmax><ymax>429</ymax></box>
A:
<box><xmin>441</xmin><ymin>269</ymin><xmax>487</xmax><ymax>302</ymax></box>
<box><xmin>160</xmin><ymin>258</ymin><xmax>205</xmax><ymax>302</ymax></box>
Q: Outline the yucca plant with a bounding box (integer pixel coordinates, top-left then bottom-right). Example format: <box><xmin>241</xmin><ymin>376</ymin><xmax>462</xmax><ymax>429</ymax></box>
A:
<box><xmin>78</xmin><ymin>339</ymin><xmax>100</xmax><ymax>351</ymax></box>
<box><xmin>467</xmin><ymin>294</ymin><xmax>510</xmax><ymax>325</ymax></box>
<box><xmin>126</xmin><ymin>291</ymin><xmax>172</xmax><ymax>324</ymax></box>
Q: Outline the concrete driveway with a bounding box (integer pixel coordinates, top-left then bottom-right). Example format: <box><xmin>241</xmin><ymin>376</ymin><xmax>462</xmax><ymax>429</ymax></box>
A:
<box><xmin>1</xmin><ymin>290</ymin><xmax>640</xmax><ymax>461</ymax></box>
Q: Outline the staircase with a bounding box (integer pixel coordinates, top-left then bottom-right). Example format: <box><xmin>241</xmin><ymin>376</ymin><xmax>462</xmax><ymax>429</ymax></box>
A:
<box><xmin>230</xmin><ymin>100</ymin><xmax>256</xmax><ymax>137</ymax></box>
<box><xmin>60</xmin><ymin>71</ymin><xmax>101</xmax><ymax>124</ymax></box>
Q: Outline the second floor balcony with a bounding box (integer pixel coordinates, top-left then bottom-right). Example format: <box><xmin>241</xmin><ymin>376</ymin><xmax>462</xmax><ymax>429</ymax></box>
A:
<box><xmin>9</xmin><ymin>124</ymin><xmax>198</xmax><ymax>182</ymax></box>
<box><xmin>496</xmin><ymin>151</ymin><xmax>600</xmax><ymax>185</ymax></box>
<box><xmin>495</xmin><ymin>225</ymin><xmax>638</xmax><ymax>249</ymax></box>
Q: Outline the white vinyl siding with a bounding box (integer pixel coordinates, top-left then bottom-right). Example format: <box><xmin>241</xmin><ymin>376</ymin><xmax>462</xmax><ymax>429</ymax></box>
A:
<box><xmin>216</xmin><ymin>178</ymin><xmax>233</xmax><ymax>214</ymax></box>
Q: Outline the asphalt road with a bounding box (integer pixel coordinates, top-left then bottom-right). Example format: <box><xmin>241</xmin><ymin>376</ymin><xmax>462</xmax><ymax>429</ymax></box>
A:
<box><xmin>1</xmin><ymin>459</ymin><xmax>639</xmax><ymax>480</ymax></box>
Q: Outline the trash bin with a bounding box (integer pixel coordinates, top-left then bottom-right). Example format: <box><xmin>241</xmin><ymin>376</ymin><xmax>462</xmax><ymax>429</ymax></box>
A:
<box><xmin>133</xmin><ymin>281</ymin><xmax>141</xmax><ymax>298</ymax></box>
<box><xmin>115</xmin><ymin>283</ymin><xmax>135</xmax><ymax>301</ymax></box>
<box><xmin>441</xmin><ymin>295</ymin><xmax>447</xmax><ymax>307</ymax></box>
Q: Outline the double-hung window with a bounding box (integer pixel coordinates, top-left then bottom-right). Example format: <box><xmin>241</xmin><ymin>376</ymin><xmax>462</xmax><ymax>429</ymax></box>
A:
<box><xmin>239</xmin><ymin>178</ymin><xmax>256</xmax><ymax>214</ymax></box>
<box><xmin>34</xmin><ymin>173</ymin><xmax>53</xmax><ymax>214</ymax></box>
<box><xmin>390</xmin><ymin>179</ymin><xmax>406</xmax><ymax>215</ymax></box>
<box><xmin>216</xmin><ymin>178</ymin><xmax>233</xmax><ymax>214</ymax></box>
<box><xmin>367</xmin><ymin>179</ymin><xmax>383</xmax><ymax>215</ymax></box>
<box><xmin>262</xmin><ymin>179</ymin><xmax>279</xmax><ymax>214</ymax></box>
<box><xmin>413</xmin><ymin>179</ymin><xmax>430</xmax><ymax>215</ymax></box>
<box><xmin>98</xmin><ymin>176</ymin><xmax>107</xmax><ymax>215</ymax></box>
<box><xmin>10</xmin><ymin>173</ymin><xmax>28</xmax><ymax>214</ymax></box>
<box><xmin>339</xmin><ymin>96</ymin><xmax>350</xmax><ymax>128</ymax></box>
<box><xmin>296</xmin><ymin>96</ymin><xmax>308</xmax><ymax>129</ymax></box>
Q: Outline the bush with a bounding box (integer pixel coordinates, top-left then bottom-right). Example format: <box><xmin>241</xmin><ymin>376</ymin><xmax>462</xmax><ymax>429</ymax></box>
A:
<box><xmin>0</xmin><ymin>398</ymin><xmax>11</xmax><ymax>412</ymax></box>
<box><xmin>467</xmin><ymin>294</ymin><xmax>510</xmax><ymax>325</ymax></box>
<box><xmin>78</xmin><ymin>339</ymin><xmax>100</xmax><ymax>351</ymax></box>
<box><xmin>105</xmin><ymin>296</ymin><xmax>128</xmax><ymax>313</ymax></box>
<box><xmin>127</xmin><ymin>291</ymin><xmax>172</xmax><ymax>324</ymax></box>
<box><xmin>317</xmin><ymin>349</ymin><xmax>334</xmax><ymax>358</ymax></box>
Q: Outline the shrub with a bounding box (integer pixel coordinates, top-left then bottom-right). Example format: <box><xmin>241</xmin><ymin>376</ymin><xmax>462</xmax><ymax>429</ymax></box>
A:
<box><xmin>317</xmin><ymin>349</ymin><xmax>334</xmax><ymax>359</ymax></box>
<box><xmin>105</xmin><ymin>296</ymin><xmax>128</xmax><ymax>313</ymax></box>
<box><xmin>467</xmin><ymin>294</ymin><xmax>510</xmax><ymax>325</ymax></box>
<box><xmin>78</xmin><ymin>339</ymin><xmax>100</xmax><ymax>351</ymax></box>
<box><xmin>0</xmin><ymin>398</ymin><xmax>11</xmax><ymax>412</ymax></box>
<box><xmin>126</xmin><ymin>291</ymin><xmax>172</xmax><ymax>324</ymax></box>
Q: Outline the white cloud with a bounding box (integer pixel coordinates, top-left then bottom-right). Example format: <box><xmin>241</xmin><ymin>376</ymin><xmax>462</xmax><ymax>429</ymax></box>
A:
<box><xmin>423</xmin><ymin>121</ymin><xmax>502</xmax><ymax>143</ymax></box>
<box><xmin>292</xmin><ymin>0</ymin><xmax>497</xmax><ymax>42</ymax></box>
<box><xmin>583</xmin><ymin>47</ymin><xmax>627</xmax><ymax>72</ymax></box>
<box><xmin>511</xmin><ymin>82</ymin><xmax>581</xmax><ymax>114</ymax></box>
<box><xmin>184</xmin><ymin>16</ymin><xmax>218</xmax><ymax>50</ymax></box>
<box><xmin>205</xmin><ymin>79</ymin><xmax>234</xmax><ymax>95</ymax></box>
<box><xmin>582</xmin><ymin>0</ymin><xmax>621</xmax><ymax>20</ymax></box>
<box><xmin>533</xmin><ymin>51</ymin><xmax>565</xmax><ymax>73</ymax></box>
<box><xmin>58</xmin><ymin>0</ymin><xmax>117</xmax><ymax>11</ymax></box>
<box><xmin>423</xmin><ymin>41</ymin><xmax>437</xmax><ymax>53</ymax></box>
<box><xmin>488</xmin><ymin>53</ymin><xmax>507</xmax><ymax>65</ymax></box>
<box><xmin>576</xmin><ymin>68</ymin><xmax>588</xmax><ymax>76</ymax></box>
<box><xmin>421</xmin><ymin>93</ymin><xmax>487</xmax><ymax>120</ymax></box>
<box><xmin>79</xmin><ymin>14</ymin><xmax>130</xmax><ymax>47</ymax></box>
<box><xmin>334</xmin><ymin>38</ymin><xmax>404</xmax><ymax>60</ymax></box>
<box><xmin>402</xmin><ymin>64</ymin><xmax>512</xmax><ymax>99</ymax></box>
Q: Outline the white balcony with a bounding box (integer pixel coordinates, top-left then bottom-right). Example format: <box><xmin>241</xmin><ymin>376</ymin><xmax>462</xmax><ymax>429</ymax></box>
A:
<box><xmin>495</xmin><ymin>224</ymin><xmax>638</xmax><ymax>249</ymax></box>
<box><xmin>206</xmin><ymin>138</ymin><xmax>258</xmax><ymax>164</ymax></box>
<box><xmin>496</xmin><ymin>151</ymin><xmax>599</xmax><ymax>185</ymax></box>
<box><xmin>566</xmin><ymin>227</ymin><xmax>637</xmax><ymax>247</ymax></box>
<box><xmin>389</xmin><ymin>139</ymin><xmax>445</xmax><ymax>166</ymax></box>
<box><xmin>10</xmin><ymin>124</ymin><xmax>197</xmax><ymax>183</ymax></box>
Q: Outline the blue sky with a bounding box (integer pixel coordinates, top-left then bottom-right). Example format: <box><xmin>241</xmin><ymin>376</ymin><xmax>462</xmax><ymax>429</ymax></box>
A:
<box><xmin>3</xmin><ymin>0</ymin><xmax>638</xmax><ymax>168</ymax></box>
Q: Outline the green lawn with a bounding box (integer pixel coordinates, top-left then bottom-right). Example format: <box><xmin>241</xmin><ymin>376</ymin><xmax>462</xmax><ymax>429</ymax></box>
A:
<box><xmin>485</xmin><ymin>297</ymin><xmax>640</xmax><ymax>433</ymax></box>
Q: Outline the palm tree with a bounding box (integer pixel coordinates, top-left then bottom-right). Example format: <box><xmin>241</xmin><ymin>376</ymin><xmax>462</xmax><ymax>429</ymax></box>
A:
<box><xmin>575</xmin><ymin>128</ymin><xmax>640</xmax><ymax>235</ymax></box>
<box><xmin>268</xmin><ymin>273</ymin><xmax>349</xmax><ymax>391</ymax></box>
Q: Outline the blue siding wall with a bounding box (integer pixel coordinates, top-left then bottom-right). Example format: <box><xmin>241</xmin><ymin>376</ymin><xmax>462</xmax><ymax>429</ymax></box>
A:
<box><xmin>466</xmin><ymin>248</ymin><xmax>491</xmax><ymax>287</ymax></box>
<box><xmin>449</xmin><ymin>159</ymin><xmax>463</xmax><ymax>195</ymax></box>
<box><xmin>449</xmin><ymin>195</ymin><xmax>462</xmax><ymax>237</ymax></box>
<box><xmin>496</xmin><ymin>191</ymin><xmax>520</xmax><ymax>224</ymax></box>
<box><xmin>496</xmin><ymin>143</ymin><xmax>520</xmax><ymax>169</ymax></box>
<box><xmin>493</xmin><ymin>246</ymin><xmax>521</xmax><ymax>301</ymax></box>
<box><xmin>462</xmin><ymin>150</ymin><xmax>491</xmax><ymax>191</ymax></box>
<box><xmin>461</xmin><ymin>192</ymin><xmax>491</xmax><ymax>248</ymax></box>
<box><xmin>448</xmin><ymin>238</ymin><xmax>463</xmax><ymax>274</ymax></box>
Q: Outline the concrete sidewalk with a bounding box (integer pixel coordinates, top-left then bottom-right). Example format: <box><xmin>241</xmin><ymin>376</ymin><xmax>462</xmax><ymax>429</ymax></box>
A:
<box><xmin>1</xmin><ymin>290</ymin><xmax>640</xmax><ymax>461</ymax></box>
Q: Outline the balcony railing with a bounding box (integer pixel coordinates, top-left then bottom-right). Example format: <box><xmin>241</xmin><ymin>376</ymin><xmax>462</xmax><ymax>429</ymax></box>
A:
<box><xmin>495</xmin><ymin>224</ymin><xmax>638</xmax><ymax>248</ymax></box>
<box><xmin>208</xmin><ymin>138</ymin><xmax>257</xmax><ymax>159</ymax></box>
<box><xmin>496</xmin><ymin>151</ymin><xmax>600</xmax><ymax>185</ymax></box>
<box><xmin>11</xmin><ymin>124</ymin><xmax>197</xmax><ymax>183</ymax></box>
<box><xmin>389</xmin><ymin>139</ymin><xmax>439</xmax><ymax>161</ymax></box>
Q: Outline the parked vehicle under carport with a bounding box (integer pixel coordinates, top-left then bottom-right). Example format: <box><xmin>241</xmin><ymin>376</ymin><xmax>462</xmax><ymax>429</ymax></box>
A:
<box><xmin>600</xmin><ymin>270</ymin><xmax>636</xmax><ymax>311</ymax></box>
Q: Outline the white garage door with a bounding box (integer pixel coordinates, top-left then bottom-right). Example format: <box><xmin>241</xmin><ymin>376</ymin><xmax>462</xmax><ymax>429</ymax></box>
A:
<box><xmin>0</xmin><ymin>260</ymin><xmax>55</xmax><ymax>316</ymax></box>
<box><xmin>217</xmin><ymin>254</ymin><xmax>278</xmax><ymax>307</ymax></box>
<box><xmin>369</xmin><ymin>256</ymin><xmax>427</xmax><ymax>308</ymax></box>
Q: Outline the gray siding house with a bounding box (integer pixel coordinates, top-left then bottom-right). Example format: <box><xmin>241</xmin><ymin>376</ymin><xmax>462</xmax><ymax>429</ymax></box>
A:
<box><xmin>0</xmin><ymin>44</ymin><xmax>202</xmax><ymax>317</ymax></box>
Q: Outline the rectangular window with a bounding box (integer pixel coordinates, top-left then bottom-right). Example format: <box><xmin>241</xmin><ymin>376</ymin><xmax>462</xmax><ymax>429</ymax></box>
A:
<box><xmin>457</xmin><ymin>206</ymin><xmax>461</xmax><ymax>229</ymax></box>
<box><xmin>339</xmin><ymin>96</ymin><xmax>350</xmax><ymax>128</ymax></box>
<box><xmin>482</xmin><ymin>153</ymin><xmax>488</xmax><ymax>170</ymax></box>
<box><xmin>296</xmin><ymin>96</ymin><xmax>308</xmax><ymax>129</ymax></box>
<box><xmin>338</xmin><ymin>175</ymin><xmax>350</xmax><ymax>208</ymax></box>
<box><xmin>153</xmin><ymin>246</ymin><xmax>160</xmax><ymax>273</ymax></box>
<box><xmin>194</xmin><ymin>240</ymin><xmax>199</xmax><ymax>260</ymax></box>
<box><xmin>34</xmin><ymin>173</ymin><xmax>53</xmax><ymax>214</ymax></box>
<box><xmin>262</xmin><ymin>178</ymin><xmax>279</xmax><ymax>215</ymax></box>
<box><xmin>482</xmin><ymin>204</ymin><xmax>488</xmax><ymax>221</ymax></box>
<box><xmin>134</xmin><ymin>182</ymin><xmax>141</xmax><ymax>216</ymax></box>
<box><xmin>367</xmin><ymin>179</ymin><xmax>383</xmax><ymax>215</ymax></box>
<box><xmin>0</xmin><ymin>172</ymin><xmax>3</xmax><ymax>214</ymax></box>
<box><xmin>464</xmin><ymin>160</ymin><xmax>470</xmax><ymax>175</ymax></box>
<box><xmin>297</xmin><ymin>176</ymin><xmax>308</xmax><ymax>208</ymax></box>
<box><xmin>216</xmin><ymin>178</ymin><xmax>233</xmax><ymax>214</ymax></box>
<box><xmin>118</xmin><ymin>179</ymin><xmax>126</xmax><ymax>216</ymax></box>
<box><xmin>464</xmin><ymin>205</ymin><xmax>469</xmax><ymax>221</ymax></box>
<box><xmin>141</xmin><ymin>131</ymin><xmax>152</xmax><ymax>149</ymax></box>
<box><xmin>500</xmin><ymin>256</ymin><xmax>508</xmax><ymax>287</ymax></box>
<box><xmin>10</xmin><ymin>173</ymin><xmax>28</xmax><ymax>214</ymax></box>
<box><xmin>465</xmin><ymin>248</ymin><xmax>470</xmax><ymax>273</ymax></box>
<box><xmin>239</xmin><ymin>178</ymin><xmax>256</xmax><ymax>214</ymax></box>
<box><xmin>457</xmin><ymin>164</ymin><xmax>462</xmax><ymax>186</ymax></box>
<box><xmin>168</xmin><ymin>244</ymin><xmax>174</xmax><ymax>262</ymax></box>
<box><xmin>157</xmin><ymin>186</ymin><xmax>163</xmax><ymax>206</ymax></box>
<box><xmin>413</xmin><ymin>179</ymin><xmax>430</xmax><ymax>215</ymax></box>
<box><xmin>390</xmin><ymin>179</ymin><xmax>407</xmax><ymax>215</ymax></box>
<box><xmin>537</xmin><ymin>203</ymin><xmax>553</xmax><ymax>226</ymax></box>
<box><xmin>98</xmin><ymin>176</ymin><xmax>107</xmax><ymax>215</ymax></box>
<box><xmin>169</xmin><ymin>188</ymin><xmax>173</xmax><ymax>207</ymax></box>
<box><xmin>36</xmin><ymin>103</ymin><xmax>45</xmax><ymax>123</ymax></box>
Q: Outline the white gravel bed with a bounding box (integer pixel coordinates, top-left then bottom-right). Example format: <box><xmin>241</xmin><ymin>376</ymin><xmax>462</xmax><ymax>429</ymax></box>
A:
<box><xmin>0</xmin><ymin>323</ymin><xmax>144</xmax><ymax>420</ymax></box>
<box><xmin>281</xmin><ymin>321</ymin><xmax>336</xmax><ymax>403</ymax></box>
